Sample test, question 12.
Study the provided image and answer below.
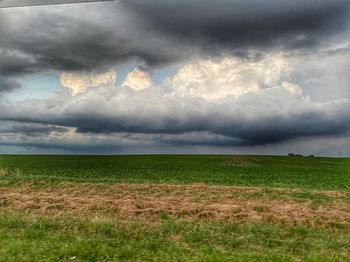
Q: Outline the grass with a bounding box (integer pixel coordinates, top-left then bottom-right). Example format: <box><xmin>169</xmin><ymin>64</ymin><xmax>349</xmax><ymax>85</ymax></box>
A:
<box><xmin>0</xmin><ymin>154</ymin><xmax>349</xmax><ymax>261</ymax></box>
<box><xmin>1</xmin><ymin>213</ymin><xmax>350</xmax><ymax>262</ymax></box>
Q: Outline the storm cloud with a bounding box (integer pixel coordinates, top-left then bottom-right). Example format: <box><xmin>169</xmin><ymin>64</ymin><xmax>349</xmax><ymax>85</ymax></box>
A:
<box><xmin>1</xmin><ymin>56</ymin><xmax>350</xmax><ymax>148</ymax></box>
<box><xmin>0</xmin><ymin>0</ymin><xmax>349</xmax><ymax>155</ymax></box>
<box><xmin>0</xmin><ymin>3</ymin><xmax>187</xmax><ymax>78</ymax></box>
<box><xmin>0</xmin><ymin>77</ymin><xmax>21</xmax><ymax>93</ymax></box>
<box><xmin>0</xmin><ymin>0</ymin><xmax>350</xmax><ymax>78</ymax></box>
<box><xmin>123</xmin><ymin>0</ymin><xmax>350</xmax><ymax>52</ymax></box>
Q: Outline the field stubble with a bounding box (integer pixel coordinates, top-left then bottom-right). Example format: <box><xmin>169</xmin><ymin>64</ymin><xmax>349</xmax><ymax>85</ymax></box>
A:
<box><xmin>1</xmin><ymin>182</ymin><xmax>350</xmax><ymax>229</ymax></box>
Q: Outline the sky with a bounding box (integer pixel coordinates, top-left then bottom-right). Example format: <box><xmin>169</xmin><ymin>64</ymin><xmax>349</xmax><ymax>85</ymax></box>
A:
<box><xmin>0</xmin><ymin>0</ymin><xmax>349</xmax><ymax>156</ymax></box>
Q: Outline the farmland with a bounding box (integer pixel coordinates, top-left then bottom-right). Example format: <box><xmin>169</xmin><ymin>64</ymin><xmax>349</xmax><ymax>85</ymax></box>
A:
<box><xmin>0</xmin><ymin>155</ymin><xmax>350</xmax><ymax>261</ymax></box>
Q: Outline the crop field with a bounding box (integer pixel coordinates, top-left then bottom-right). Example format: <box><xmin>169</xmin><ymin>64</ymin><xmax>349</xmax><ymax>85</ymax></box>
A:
<box><xmin>0</xmin><ymin>155</ymin><xmax>350</xmax><ymax>261</ymax></box>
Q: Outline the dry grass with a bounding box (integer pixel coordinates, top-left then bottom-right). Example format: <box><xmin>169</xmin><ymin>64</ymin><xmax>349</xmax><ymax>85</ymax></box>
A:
<box><xmin>1</xmin><ymin>182</ymin><xmax>350</xmax><ymax>229</ymax></box>
<box><xmin>0</xmin><ymin>168</ymin><xmax>6</xmax><ymax>177</ymax></box>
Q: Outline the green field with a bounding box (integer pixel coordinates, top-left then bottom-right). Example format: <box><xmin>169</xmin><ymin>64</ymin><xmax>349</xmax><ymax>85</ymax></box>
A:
<box><xmin>0</xmin><ymin>155</ymin><xmax>350</xmax><ymax>261</ymax></box>
<box><xmin>1</xmin><ymin>155</ymin><xmax>349</xmax><ymax>190</ymax></box>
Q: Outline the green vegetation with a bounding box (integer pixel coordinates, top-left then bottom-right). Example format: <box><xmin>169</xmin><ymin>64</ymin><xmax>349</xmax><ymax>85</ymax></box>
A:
<box><xmin>0</xmin><ymin>155</ymin><xmax>349</xmax><ymax>190</ymax></box>
<box><xmin>0</xmin><ymin>155</ymin><xmax>349</xmax><ymax>261</ymax></box>
<box><xmin>1</xmin><ymin>213</ymin><xmax>350</xmax><ymax>262</ymax></box>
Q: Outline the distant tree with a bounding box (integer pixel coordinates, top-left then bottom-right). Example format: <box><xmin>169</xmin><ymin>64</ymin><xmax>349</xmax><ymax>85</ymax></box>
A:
<box><xmin>288</xmin><ymin>153</ymin><xmax>303</xmax><ymax>157</ymax></box>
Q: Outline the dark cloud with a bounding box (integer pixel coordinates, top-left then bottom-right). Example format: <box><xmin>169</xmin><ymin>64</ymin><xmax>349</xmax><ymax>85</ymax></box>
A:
<box><xmin>0</xmin><ymin>6</ymin><xmax>187</xmax><ymax>77</ymax></box>
<box><xmin>1</xmin><ymin>86</ymin><xmax>349</xmax><ymax>146</ymax></box>
<box><xmin>0</xmin><ymin>77</ymin><xmax>21</xmax><ymax>93</ymax></box>
<box><xmin>0</xmin><ymin>0</ymin><xmax>350</xmax><ymax>77</ymax></box>
<box><xmin>0</xmin><ymin>121</ymin><xmax>68</xmax><ymax>135</ymax></box>
<box><xmin>0</xmin><ymin>13</ymin><xmax>132</xmax><ymax>75</ymax></box>
<box><xmin>122</xmin><ymin>0</ymin><xmax>350</xmax><ymax>56</ymax></box>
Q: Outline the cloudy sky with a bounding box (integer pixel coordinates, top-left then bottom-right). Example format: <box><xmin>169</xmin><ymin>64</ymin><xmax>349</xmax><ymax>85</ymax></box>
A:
<box><xmin>0</xmin><ymin>0</ymin><xmax>349</xmax><ymax>156</ymax></box>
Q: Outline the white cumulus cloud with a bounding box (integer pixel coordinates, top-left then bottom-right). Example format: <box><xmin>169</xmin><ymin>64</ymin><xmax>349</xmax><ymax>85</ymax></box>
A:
<box><xmin>60</xmin><ymin>70</ymin><xmax>117</xmax><ymax>96</ymax></box>
<box><xmin>168</xmin><ymin>54</ymin><xmax>292</xmax><ymax>101</ymax></box>
<box><xmin>282</xmin><ymin>81</ymin><xmax>304</xmax><ymax>97</ymax></box>
<box><xmin>122</xmin><ymin>68</ymin><xmax>154</xmax><ymax>91</ymax></box>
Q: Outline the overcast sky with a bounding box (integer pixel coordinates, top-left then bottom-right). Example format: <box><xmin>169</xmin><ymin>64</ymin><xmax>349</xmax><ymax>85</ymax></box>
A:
<box><xmin>0</xmin><ymin>0</ymin><xmax>349</xmax><ymax>156</ymax></box>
